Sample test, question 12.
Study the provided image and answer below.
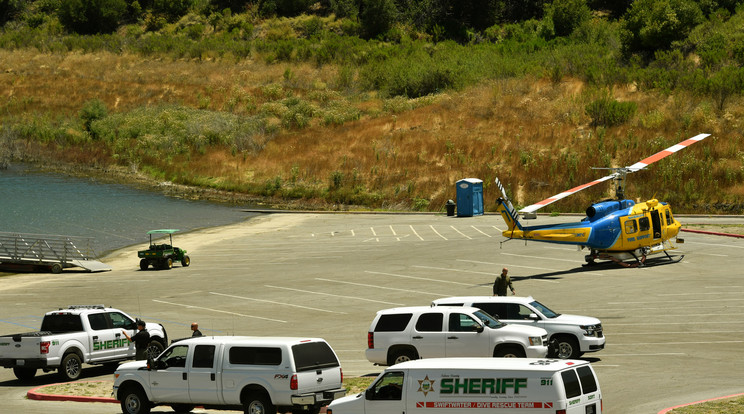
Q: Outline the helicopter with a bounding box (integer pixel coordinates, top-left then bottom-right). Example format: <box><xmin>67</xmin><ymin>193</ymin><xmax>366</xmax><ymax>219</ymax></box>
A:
<box><xmin>494</xmin><ymin>133</ymin><xmax>710</xmax><ymax>267</ymax></box>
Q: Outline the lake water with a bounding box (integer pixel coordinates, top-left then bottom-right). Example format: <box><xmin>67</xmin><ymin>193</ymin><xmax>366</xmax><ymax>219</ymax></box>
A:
<box><xmin>0</xmin><ymin>164</ymin><xmax>256</xmax><ymax>257</ymax></box>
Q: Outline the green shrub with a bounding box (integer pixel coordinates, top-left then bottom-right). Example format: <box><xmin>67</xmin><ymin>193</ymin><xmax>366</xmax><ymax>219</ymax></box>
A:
<box><xmin>585</xmin><ymin>93</ymin><xmax>637</xmax><ymax>127</ymax></box>
<box><xmin>79</xmin><ymin>99</ymin><xmax>108</xmax><ymax>133</ymax></box>
<box><xmin>620</xmin><ymin>0</ymin><xmax>703</xmax><ymax>56</ymax></box>
<box><xmin>58</xmin><ymin>0</ymin><xmax>127</xmax><ymax>34</ymax></box>
<box><xmin>543</xmin><ymin>0</ymin><xmax>591</xmax><ymax>38</ymax></box>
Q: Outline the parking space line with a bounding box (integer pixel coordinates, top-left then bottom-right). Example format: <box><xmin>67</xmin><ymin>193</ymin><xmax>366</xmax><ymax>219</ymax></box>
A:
<box><xmin>611</xmin><ymin>330</ymin><xmax>744</xmax><ymax>335</ymax></box>
<box><xmin>265</xmin><ymin>285</ymin><xmax>404</xmax><ymax>306</ymax></box>
<box><xmin>410</xmin><ymin>225</ymin><xmax>424</xmax><ymax>241</ymax></box>
<box><xmin>152</xmin><ymin>299</ymin><xmax>287</xmax><ymax>323</ymax></box>
<box><xmin>500</xmin><ymin>252</ymin><xmax>583</xmax><ymax>263</ymax></box>
<box><xmin>414</xmin><ymin>265</ymin><xmax>499</xmax><ymax>276</ymax></box>
<box><xmin>315</xmin><ymin>277</ymin><xmax>451</xmax><ymax>296</ymax></box>
<box><xmin>389</xmin><ymin>225</ymin><xmax>397</xmax><ymax>236</ymax></box>
<box><xmin>451</xmin><ymin>226</ymin><xmax>472</xmax><ymax>239</ymax></box>
<box><xmin>210</xmin><ymin>292</ymin><xmax>346</xmax><ymax>314</ymax></box>
<box><xmin>430</xmin><ymin>225</ymin><xmax>447</xmax><ymax>240</ymax></box>
<box><xmin>610</xmin><ymin>340</ymin><xmax>744</xmax><ymax>346</ymax></box>
<box><xmin>606</xmin><ymin>321</ymin><xmax>744</xmax><ymax>326</ymax></box>
<box><xmin>365</xmin><ymin>271</ymin><xmax>474</xmax><ymax>286</ymax></box>
<box><xmin>472</xmin><ymin>226</ymin><xmax>491</xmax><ymax>237</ymax></box>
<box><xmin>598</xmin><ymin>353</ymin><xmax>686</xmax><ymax>357</ymax></box>
<box><xmin>684</xmin><ymin>240</ymin><xmax>744</xmax><ymax>249</ymax></box>
<box><xmin>608</xmin><ymin>298</ymin><xmax>744</xmax><ymax>305</ymax></box>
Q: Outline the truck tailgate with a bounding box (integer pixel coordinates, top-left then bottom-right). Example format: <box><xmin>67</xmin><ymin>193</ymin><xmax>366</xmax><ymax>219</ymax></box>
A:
<box><xmin>0</xmin><ymin>333</ymin><xmax>46</xmax><ymax>360</ymax></box>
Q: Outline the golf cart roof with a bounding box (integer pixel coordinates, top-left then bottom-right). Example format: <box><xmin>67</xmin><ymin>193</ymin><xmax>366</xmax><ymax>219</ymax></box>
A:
<box><xmin>147</xmin><ymin>229</ymin><xmax>180</xmax><ymax>234</ymax></box>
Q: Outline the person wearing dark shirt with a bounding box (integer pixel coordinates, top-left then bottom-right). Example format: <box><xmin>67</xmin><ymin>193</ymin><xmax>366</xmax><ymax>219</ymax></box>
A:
<box><xmin>191</xmin><ymin>322</ymin><xmax>203</xmax><ymax>337</ymax></box>
<box><xmin>122</xmin><ymin>319</ymin><xmax>150</xmax><ymax>360</ymax></box>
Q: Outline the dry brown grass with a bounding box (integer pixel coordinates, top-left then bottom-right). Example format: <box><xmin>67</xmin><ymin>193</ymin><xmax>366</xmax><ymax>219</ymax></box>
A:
<box><xmin>3</xmin><ymin>49</ymin><xmax>744</xmax><ymax>212</ymax></box>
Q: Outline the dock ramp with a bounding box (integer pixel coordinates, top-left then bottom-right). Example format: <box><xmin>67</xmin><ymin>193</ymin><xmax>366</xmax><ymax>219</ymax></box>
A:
<box><xmin>0</xmin><ymin>232</ymin><xmax>111</xmax><ymax>273</ymax></box>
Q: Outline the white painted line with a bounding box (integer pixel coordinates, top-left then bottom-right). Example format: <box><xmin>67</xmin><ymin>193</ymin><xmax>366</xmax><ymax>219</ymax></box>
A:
<box><xmin>265</xmin><ymin>285</ymin><xmax>404</xmax><ymax>306</ymax></box>
<box><xmin>390</xmin><ymin>225</ymin><xmax>397</xmax><ymax>236</ymax></box>
<box><xmin>471</xmin><ymin>226</ymin><xmax>491</xmax><ymax>237</ymax></box>
<box><xmin>410</xmin><ymin>225</ymin><xmax>424</xmax><ymax>241</ymax></box>
<box><xmin>608</xmin><ymin>298</ymin><xmax>744</xmax><ymax>305</ymax></box>
<box><xmin>611</xmin><ymin>330</ymin><xmax>744</xmax><ymax>335</ymax></box>
<box><xmin>699</xmin><ymin>253</ymin><xmax>729</xmax><ymax>257</ymax></box>
<box><xmin>451</xmin><ymin>226</ymin><xmax>472</xmax><ymax>239</ymax></box>
<box><xmin>455</xmin><ymin>260</ymin><xmax>571</xmax><ymax>276</ymax></box>
<box><xmin>500</xmin><ymin>252</ymin><xmax>595</xmax><ymax>265</ymax></box>
<box><xmin>315</xmin><ymin>278</ymin><xmax>449</xmax><ymax>296</ymax></box>
<box><xmin>705</xmin><ymin>286</ymin><xmax>743</xmax><ymax>289</ymax></box>
<box><xmin>608</xmin><ymin>321</ymin><xmax>744</xmax><ymax>326</ymax></box>
<box><xmin>430</xmin><ymin>225</ymin><xmax>447</xmax><ymax>240</ymax></box>
<box><xmin>492</xmin><ymin>225</ymin><xmax>503</xmax><ymax>232</ymax></box>
<box><xmin>351</xmin><ymin>229</ymin><xmax>355</xmax><ymax>237</ymax></box>
<box><xmin>365</xmin><ymin>271</ymin><xmax>473</xmax><ymax>286</ymax></box>
<box><xmin>684</xmin><ymin>240</ymin><xmax>744</xmax><ymax>249</ymax></box>
<box><xmin>152</xmin><ymin>299</ymin><xmax>287</xmax><ymax>323</ymax></box>
<box><xmin>370</xmin><ymin>227</ymin><xmax>377</xmax><ymax>236</ymax></box>
<box><xmin>210</xmin><ymin>292</ymin><xmax>346</xmax><ymax>314</ymax></box>
<box><xmin>598</xmin><ymin>353</ymin><xmax>686</xmax><ymax>357</ymax></box>
<box><xmin>610</xmin><ymin>340</ymin><xmax>744</xmax><ymax>346</ymax></box>
<box><xmin>543</xmin><ymin>246</ymin><xmax>579</xmax><ymax>251</ymax></box>
<box><xmin>414</xmin><ymin>265</ymin><xmax>499</xmax><ymax>276</ymax></box>
<box><xmin>656</xmin><ymin>292</ymin><xmax>742</xmax><ymax>296</ymax></box>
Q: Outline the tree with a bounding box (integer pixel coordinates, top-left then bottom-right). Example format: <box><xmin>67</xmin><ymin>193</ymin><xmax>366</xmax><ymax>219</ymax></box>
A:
<box><xmin>620</xmin><ymin>0</ymin><xmax>703</xmax><ymax>56</ymax></box>
<box><xmin>58</xmin><ymin>0</ymin><xmax>127</xmax><ymax>34</ymax></box>
<box><xmin>359</xmin><ymin>0</ymin><xmax>397</xmax><ymax>39</ymax></box>
<box><xmin>544</xmin><ymin>0</ymin><xmax>591</xmax><ymax>37</ymax></box>
<box><xmin>0</xmin><ymin>0</ymin><xmax>22</xmax><ymax>26</ymax></box>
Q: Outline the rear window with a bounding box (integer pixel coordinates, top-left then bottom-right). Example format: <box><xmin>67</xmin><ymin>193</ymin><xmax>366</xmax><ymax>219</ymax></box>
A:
<box><xmin>229</xmin><ymin>346</ymin><xmax>282</xmax><ymax>365</ymax></box>
<box><xmin>374</xmin><ymin>314</ymin><xmax>412</xmax><ymax>332</ymax></box>
<box><xmin>41</xmin><ymin>314</ymin><xmax>84</xmax><ymax>333</ymax></box>
<box><xmin>561</xmin><ymin>369</ymin><xmax>582</xmax><ymax>398</ymax></box>
<box><xmin>415</xmin><ymin>313</ymin><xmax>443</xmax><ymax>332</ymax></box>
<box><xmin>292</xmin><ymin>341</ymin><xmax>339</xmax><ymax>371</ymax></box>
<box><xmin>577</xmin><ymin>366</ymin><xmax>598</xmax><ymax>393</ymax></box>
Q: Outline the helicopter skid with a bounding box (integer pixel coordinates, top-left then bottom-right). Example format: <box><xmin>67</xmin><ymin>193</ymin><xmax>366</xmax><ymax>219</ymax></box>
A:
<box><xmin>585</xmin><ymin>245</ymin><xmax>682</xmax><ymax>268</ymax></box>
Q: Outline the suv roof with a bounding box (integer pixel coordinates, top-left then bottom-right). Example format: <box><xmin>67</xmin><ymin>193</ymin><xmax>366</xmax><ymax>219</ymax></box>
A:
<box><xmin>391</xmin><ymin>357</ymin><xmax>589</xmax><ymax>372</ymax></box>
<box><xmin>174</xmin><ymin>336</ymin><xmax>329</xmax><ymax>345</ymax></box>
<box><xmin>376</xmin><ymin>306</ymin><xmax>484</xmax><ymax>314</ymax></box>
<box><xmin>433</xmin><ymin>296</ymin><xmax>537</xmax><ymax>305</ymax></box>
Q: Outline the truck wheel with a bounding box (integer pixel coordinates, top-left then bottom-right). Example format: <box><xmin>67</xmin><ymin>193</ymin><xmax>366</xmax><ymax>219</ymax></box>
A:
<box><xmin>554</xmin><ymin>336</ymin><xmax>581</xmax><ymax>359</ymax></box>
<box><xmin>12</xmin><ymin>367</ymin><xmax>37</xmax><ymax>382</ymax></box>
<box><xmin>139</xmin><ymin>259</ymin><xmax>149</xmax><ymax>271</ymax></box>
<box><xmin>120</xmin><ymin>386</ymin><xmax>151</xmax><ymax>414</ymax></box>
<box><xmin>243</xmin><ymin>392</ymin><xmax>276</xmax><ymax>414</ymax></box>
<box><xmin>51</xmin><ymin>263</ymin><xmax>63</xmax><ymax>273</ymax></box>
<box><xmin>494</xmin><ymin>345</ymin><xmax>526</xmax><ymax>358</ymax></box>
<box><xmin>389</xmin><ymin>348</ymin><xmax>417</xmax><ymax>365</ymax></box>
<box><xmin>161</xmin><ymin>258</ymin><xmax>173</xmax><ymax>269</ymax></box>
<box><xmin>146</xmin><ymin>340</ymin><xmax>165</xmax><ymax>359</ymax></box>
<box><xmin>170</xmin><ymin>404</ymin><xmax>195</xmax><ymax>413</ymax></box>
<box><xmin>181</xmin><ymin>255</ymin><xmax>190</xmax><ymax>267</ymax></box>
<box><xmin>60</xmin><ymin>353</ymin><xmax>82</xmax><ymax>381</ymax></box>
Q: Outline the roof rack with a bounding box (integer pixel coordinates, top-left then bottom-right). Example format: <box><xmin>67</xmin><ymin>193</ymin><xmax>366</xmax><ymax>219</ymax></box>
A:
<box><xmin>65</xmin><ymin>305</ymin><xmax>106</xmax><ymax>310</ymax></box>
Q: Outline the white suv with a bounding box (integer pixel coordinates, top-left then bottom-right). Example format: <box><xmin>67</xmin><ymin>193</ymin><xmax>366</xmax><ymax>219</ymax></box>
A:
<box><xmin>431</xmin><ymin>296</ymin><xmax>605</xmax><ymax>359</ymax></box>
<box><xmin>365</xmin><ymin>306</ymin><xmax>548</xmax><ymax>366</ymax></box>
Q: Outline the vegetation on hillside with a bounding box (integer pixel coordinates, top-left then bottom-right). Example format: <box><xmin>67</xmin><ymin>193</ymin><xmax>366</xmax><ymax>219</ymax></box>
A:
<box><xmin>1</xmin><ymin>0</ymin><xmax>743</xmax><ymax>213</ymax></box>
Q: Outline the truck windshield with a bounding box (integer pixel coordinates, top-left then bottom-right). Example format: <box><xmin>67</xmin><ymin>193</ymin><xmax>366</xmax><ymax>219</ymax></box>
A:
<box><xmin>530</xmin><ymin>301</ymin><xmax>560</xmax><ymax>318</ymax></box>
<box><xmin>474</xmin><ymin>310</ymin><xmax>505</xmax><ymax>328</ymax></box>
<box><xmin>40</xmin><ymin>314</ymin><xmax>84</xmax><ymax>333</ymax></box>
<box><xmin>292</xmin><ymin>341</ymin><xmax>339</xmax><ymax>372</ymax></box>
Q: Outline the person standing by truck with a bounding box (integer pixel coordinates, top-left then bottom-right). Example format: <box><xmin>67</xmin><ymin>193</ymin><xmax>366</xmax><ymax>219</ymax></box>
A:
<box><xmin>191</xmin><ymin>322</ymin><xmax>203</xmax><ymax>337</ymax></box>
<box><xmin>122</xmin><ymin>319</ymin><xmax>150</xmax><ymax>360</ymax></box>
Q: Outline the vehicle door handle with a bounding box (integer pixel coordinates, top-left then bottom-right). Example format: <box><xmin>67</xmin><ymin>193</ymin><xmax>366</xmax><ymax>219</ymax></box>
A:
<box><xmin>115</xmin><ymin>333</ymin><xmax>121</xmax><ymax>337</ymax></box>
<box><xmin>211</xmin><ymin>373</ymin><xmax>216</xmax><ymax>381</ymax></box>
<box><xmin>92</xmin><ymin>336</ymin><xmax>98</xmax><ymax>340</ymax></box>
<box><xmin>412</xmin><ymin>336</ymin><xmax>423</xmax><ymax>339</ymax></box>
<box><xmin>182</xmin><ymin>373</ymin><xmax>187</xmax><ymax>381</ymax></box>
<box><xmin>447</xmin><ymin>336</ymin><xmax>458</xmax><ymax>339</ymax></box>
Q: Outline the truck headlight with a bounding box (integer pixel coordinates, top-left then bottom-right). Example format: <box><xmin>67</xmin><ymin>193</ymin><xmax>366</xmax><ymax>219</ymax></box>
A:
<box><xmin>581</xmin><ymin>325</ymin><xmax>600</xmax><ymax>337</ymax></box>
<box><xmin>528</xmin><ymin>336</ymin><xmax>542</xmax><ymax>346</ymax></box>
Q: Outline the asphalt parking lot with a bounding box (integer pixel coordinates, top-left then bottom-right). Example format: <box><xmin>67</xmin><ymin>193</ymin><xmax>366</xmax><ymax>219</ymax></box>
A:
<box><xmin>1</xmin><ymin>212</ymin><xmax>743</xmax><ymax>413</ymax></box>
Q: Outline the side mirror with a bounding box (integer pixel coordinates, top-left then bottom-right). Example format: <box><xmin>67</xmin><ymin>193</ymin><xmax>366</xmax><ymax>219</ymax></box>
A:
<box><xmin>365</xmin><ymin>388</ymin><xmax>375</xmax><ymax>400</ymax></box>
<box><xmin>529</xmin><ymin>313</ymin><xmax>539</xmax><ymax>321</ymax></box>
<box><xmin>475</xmin><ymin>324</ymin><xmax>484</xmax><ymax>333</ymax></box>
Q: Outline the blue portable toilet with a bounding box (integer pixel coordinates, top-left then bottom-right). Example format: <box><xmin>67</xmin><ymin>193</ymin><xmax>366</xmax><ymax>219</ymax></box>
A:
<box><xmin>456</xmin><ymin>178</ymin><xmax>484</xmax><ymax>217</ymax></box>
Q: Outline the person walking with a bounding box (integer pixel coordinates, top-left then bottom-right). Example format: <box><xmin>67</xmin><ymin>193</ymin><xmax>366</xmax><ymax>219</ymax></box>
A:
<box><xmin>122</xmin><ymin>319</ymin><xmax>150</xmax><ymax>360</ymax></box>
<box><xmin>493</xmin><ymin>267</ymin><xmax>516</xmax><ymax>296</ymax></box>
<box><xmin>191</xmin><ymin>322</ymin><xmax>203</xmax><ymax>337</ymax></box>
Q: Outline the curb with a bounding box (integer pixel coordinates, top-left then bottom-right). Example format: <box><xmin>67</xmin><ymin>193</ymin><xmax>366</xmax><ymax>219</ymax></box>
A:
<box><xmin>657</xmin><ymin>392</ymin><xmax>744</xmax><ymax>413</ymax></box>
<box><xmin>680</xmin><ymin>228</ymin><xmax>744</xmax><ymax>238</ymax></box>
<box><xmin>27</xmin><ymin>381</ymin><xmax>118</xmax><ymax>404</ymax></box>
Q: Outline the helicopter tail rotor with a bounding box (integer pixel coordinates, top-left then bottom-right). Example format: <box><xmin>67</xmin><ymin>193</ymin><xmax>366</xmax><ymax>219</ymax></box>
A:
<box><xmin>494</xmin><ymin>178</ymin><xmax>523</xmax><ymax>232</ymax></box>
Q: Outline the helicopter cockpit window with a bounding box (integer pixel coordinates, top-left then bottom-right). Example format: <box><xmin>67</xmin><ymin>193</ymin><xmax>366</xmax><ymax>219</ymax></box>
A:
<box><xmin>665</xmin><ymin>210</ymin><xmax>673</xmax><ymax>225</ymax></box>
<box><xmin>624</xmin><ymin>219</ymin><xmax>637</xmax><ymax>234</ymax></box>
<box><xmin>639</xmin><ymin>217</ymin><xmax>650</xmax><ymax>232</ymax></box>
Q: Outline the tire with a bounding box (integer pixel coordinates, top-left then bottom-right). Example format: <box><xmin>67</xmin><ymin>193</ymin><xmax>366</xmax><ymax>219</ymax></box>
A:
<box><xmin>162</xmin><ymin>258</ymin><xmax>173</xmax><ymax>269</ymax></box>
<box><xmin>170</xmin><ymin>404</ymin><xmax>195</xmax><ymax>413</ymax></box>
<box><xmin>51</xmin><ymin>263</ymin><xmax>63</xmax><ymax>274</ymax></box>
<box><xmin>494</xmin><ymin>345</ymin><xmax>526</xmax><ymax>358</ymax></box>
<box><xmin>59</xmin><ymin>352</ymin><xmax>82</xmax><ymax>381</ymax></box>
<box><xmin>12</xmin><ymin>367</ymin><xmax>37</xmax><ymax>381</ymax></box>
<box><xmin>553</xmin><ymin>336</ymin><xmax>581</xmax><ymax>359</ymax></box>
<box><xmin>139</xmin><ymin>259</ymin><xmax>149</xmax><ymax>271</ymax></box>
<box><xmin>120</xmin><ymin>386</ymin><xmax>151</xmax><ymax>414</ymax></box>
<box><xmin>146</xmin><ymin>340</ymin><xmax>165</xmax><ymax>360</ymax></box>
<box><xmin>388</xmin><ymin>348</ymin><xmax>417</xmax><ymax>366</ymax></box>
<box><xmin>181</xmin><ymin>255</ymin><xmax>190</xmax><ymax>267</ymax></box>
<box><xmin>243</xmin><ymin>392</ymin><xmax>276</xmax><ymax>414</ymax></box>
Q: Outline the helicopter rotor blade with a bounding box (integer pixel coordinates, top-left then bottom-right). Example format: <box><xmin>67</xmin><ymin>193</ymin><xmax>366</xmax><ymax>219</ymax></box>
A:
<box><xmin>518</xmin><ymin>133</ymin><xmax>711</xmax><ymax>214</ymax></box>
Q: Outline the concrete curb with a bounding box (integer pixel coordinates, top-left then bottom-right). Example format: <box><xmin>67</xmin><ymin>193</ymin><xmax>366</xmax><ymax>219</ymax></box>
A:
<box><xmin>27</xmin><ymin>381</ymin><xmax>118</xmax><ymax>404</ymax></box>
<box><xmin>657</xmin><ymin>392</ymin><xmax>744</xmax><ymax>413</ymax></box>
<box><xmin>680</xmin><ymin>228</ymin><xmax>744</xmax><ymax>238</ymax></box>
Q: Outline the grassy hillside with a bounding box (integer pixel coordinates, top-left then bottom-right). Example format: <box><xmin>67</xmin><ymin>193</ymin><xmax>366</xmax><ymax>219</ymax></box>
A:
<box><xmin>1</xmin><ymin>9</ymin><xmax>743</xmax><ymax>213</ymax></box>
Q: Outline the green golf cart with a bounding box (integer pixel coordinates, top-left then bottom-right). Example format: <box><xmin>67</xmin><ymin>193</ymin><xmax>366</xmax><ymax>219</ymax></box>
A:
<box><xmin>138</xmin><ymin>229</ymin><xmax>191</xmax><ymax>270</ymax></box>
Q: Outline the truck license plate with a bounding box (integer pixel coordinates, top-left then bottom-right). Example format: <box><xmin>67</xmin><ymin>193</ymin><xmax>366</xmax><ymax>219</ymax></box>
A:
<box><xmin>16</xmin><ymin>360</ymin><xmax>25</xmax><ymax>366</ymax></box>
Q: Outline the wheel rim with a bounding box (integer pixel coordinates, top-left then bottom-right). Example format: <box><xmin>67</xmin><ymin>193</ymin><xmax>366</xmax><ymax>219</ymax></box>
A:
<box><xmin>394</xmin><ymin>354</ymin><xmax>412</xmax><ymax>364</ymax></box>
<box><xmin>65</xmin><ymin>357</ymin><xmax>80</xmax><ymax>378</ymax></box>
<box><xmin>557</xmin><ymin>342</ymin><xmax>573</xmax><ymax>359</ymax></box>
<box><xmin>147</xmin><ymin>343</ymin><xmax>163</xmax><ymax>359</ymax></box>
<box><xmin>125</xmin><ymin>394</ymin><xmax>141</xmax><ymax>414</ymax></box>
<box><xmin>502</xmin><ymin>353</ymin><xmax>518</xmax><ymax>358</ymax></box>
<box><xmin>248</xmin><ymin>400</ymin><xmax>265</xmax><ymax>414</ymax></box>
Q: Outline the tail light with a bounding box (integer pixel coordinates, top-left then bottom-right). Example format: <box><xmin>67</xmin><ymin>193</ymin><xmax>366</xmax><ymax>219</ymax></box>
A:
<box><xmin>556</xmin><ymin>410</ymin><xmax>566</xmax><ymax>414</ymax></box>
<box><xmin>367</xmin><ymin>332</ymin><xmax>374</xmax><ymax>349</ymax></box>
<box><xmin>340</xmin><ymin>367</ymin><xmax>344</xmax><ymax>383</ymax></box>
<box><xmin>40</xmin><ymin>341</ymin><xmax>51</xmax><ymax>354</ymax></box>
<box><xmin>290</xmin><ymin>374</ymin><xmax>298</xmax><ymax>390</ymax></box>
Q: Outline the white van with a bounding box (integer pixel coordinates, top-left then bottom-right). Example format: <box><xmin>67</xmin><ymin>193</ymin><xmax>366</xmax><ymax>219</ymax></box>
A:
<box><xmin>328</xmin><ymin>358</ymin><xmax>601</xmax><ymax>414</ymax></box>
<box><xmin>431</xmin><ymin>296</ymin><xmax>605</xmax><ymax>359</ymax></box>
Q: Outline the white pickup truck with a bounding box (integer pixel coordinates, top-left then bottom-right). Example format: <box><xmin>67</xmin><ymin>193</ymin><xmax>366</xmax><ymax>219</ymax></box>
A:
<box><xmin>0</xmin><ymin>305</ymin><xmax>167</xmax><ymax>381</ymax></box>
<box><xmin>113</xmin><ymin>336</ymin><xmax>346</xmax><ymax>414</ymax></box>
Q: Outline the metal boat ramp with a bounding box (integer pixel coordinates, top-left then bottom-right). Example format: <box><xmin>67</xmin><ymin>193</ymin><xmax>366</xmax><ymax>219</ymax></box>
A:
<box><xmin>0</xmin><ymin>232</ymin><xmax>111</xmax><ymax>273</ymax></box>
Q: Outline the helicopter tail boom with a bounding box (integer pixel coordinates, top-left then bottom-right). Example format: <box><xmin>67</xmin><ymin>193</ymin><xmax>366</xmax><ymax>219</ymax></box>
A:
<box><xmin>494</xmin><ymin>178</ymin><xmax>523</xmax><ymax>234</ymax></box>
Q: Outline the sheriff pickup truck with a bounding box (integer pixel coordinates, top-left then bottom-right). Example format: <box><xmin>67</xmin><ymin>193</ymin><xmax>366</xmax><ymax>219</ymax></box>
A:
<box><xmin>0</xmin><ymin>305</ymin><xmax>167</xmax><ymax>381</ymax></box>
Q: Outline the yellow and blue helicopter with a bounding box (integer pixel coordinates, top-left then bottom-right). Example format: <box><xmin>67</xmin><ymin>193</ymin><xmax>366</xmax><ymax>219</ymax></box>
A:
<box><xmin>494</xmin><ymin>133</ymin><xmax>710</xmax><ymax>267</ymax></box>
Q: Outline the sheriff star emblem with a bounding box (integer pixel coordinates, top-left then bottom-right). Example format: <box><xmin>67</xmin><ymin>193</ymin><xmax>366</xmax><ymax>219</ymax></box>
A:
<box><xmin>418</xmin><ymin>375</ymin><xmax>435</xmax><ymax>396</ymax></box>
